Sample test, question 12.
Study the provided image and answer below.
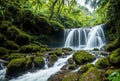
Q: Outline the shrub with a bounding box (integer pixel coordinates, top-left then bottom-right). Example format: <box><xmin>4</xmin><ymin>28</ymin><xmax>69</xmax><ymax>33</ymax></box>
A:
<box><xmin>95</xmin><ymin>57</ymin><xmax>109</xmax><ymax>68</ymax></box>
<box><xmin>19</xmin><ymin>44</ymin><xmax>40</xmax><ymax>53</ymax></box>
<box><xmin>73</xmin><ymin>51</ymin><xmax>95</xmax><ymax>64</ymax></box>
<box><xmin>107</xmin><ymin>70</ymin><xmax>120</xmax><ymax>81</ymax></box>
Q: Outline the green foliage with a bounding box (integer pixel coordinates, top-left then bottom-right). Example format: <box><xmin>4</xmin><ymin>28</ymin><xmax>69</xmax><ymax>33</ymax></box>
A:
<box><xmin>108</xmin><ymin>70</ymin><xmax>120</xmax><ymax>81</ymax></box>
<box><xmin>33</xmin><ymin>56</ymin><xmax>45</xmax><ymax>68</ymax></box>
<box><xmin>106</xmin><ymin>69</ymin><xmax>117</xmax><ymax>76</ymax></box>
<box><xmin>110</xmin><ymin>48</ymin><xmax>120</xmax><ymax>66</ymax></box>
<box><xmin>73</xmin><ymin>51</ymin><xmax>95</xmax><ymax>64</ymax></box>
<box><xmin>95</xmin><ymin>57</ymin><xmax>109</xmax><ymax>68</ymax></box>
<box><xmin>19</xmin><ymin>44</ymin><xmax>40</xmax><ymax>53</ymax></box>
<box><xmin>78</xmin><ymin>63</ymin><xmax>94</xmax><ymax>73</ymax></box>
<box><xmin>79</xmin><ymin>67</ymin><xmax>101</xmax><ymax>81</ymax></box>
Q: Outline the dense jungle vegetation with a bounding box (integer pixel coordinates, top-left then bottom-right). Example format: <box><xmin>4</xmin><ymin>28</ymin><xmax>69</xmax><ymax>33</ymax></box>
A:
<box><xmin>0</xmin><ymin>0</ymin><xmax>120</xmax><ymax>81</ymax></box>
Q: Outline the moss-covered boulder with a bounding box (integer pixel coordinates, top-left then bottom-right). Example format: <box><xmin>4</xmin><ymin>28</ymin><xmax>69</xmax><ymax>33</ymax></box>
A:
<box><xmin>19</xmin><ymin>44</ymin><xmax>40</xmax><ymax>53</ymax></box>
<box><xmin>6</xmin><ymin>58</ymin><xmax>32</xmax><ymax>77</ymax></box>
<box><xmin>79</xmin><ymin>67</ymin><xmax>101</xmax><ymax>81</ymax></box>
<box><xmin>78</xmin><ymin>63</ymin><xmax>94</xmax><ymax>73</ymax></box>
<box><xmin>95</xmin><ymin>57</ymin><xmax>109</xmax><ymax>69</ymax></box>
<box><xmin>55</xmin><ymin>49</ymin><xmax>63</xmax><ymax>56</ymax></box>
<box><xmin>33</xmin><ymin>56</ymin><xmax>45</xmax><ymax>68</ymax></box>
<box><xmin>105</xmin><ymin>37</ymin><xmax>120</xmax><ymax>52</ymax></box>
<box><xmin>3</xmin><ymin>53</ymin><xmax>24</xmax><ymax>61</ymax></box>
<box><xmin>109</xmin><ymin>48</ymin><xmax>120</xmax><ymax>66</ymax></box>
<box><xmin>62</xmin><ymin>73</ymin><xmax>79</xmax><ymax>81</ymax></box>
<box><xmin>73</xmin><ymin>51</ymin><xmax>95</xmax><ymax>64</ymax></box>
<box><xmin>47</xmin><ymin>51</ymin><xmax>57</xmax><ymax>67</ymax></box>
<box><xmin>62</xmin><ymin>48</ymin><xmax>72</xmax><ymax>51</ymax></box>
<box><xmin>0</xmin><ymin>47</ymin><xmax>9</xmax><ymax>55</ymax></box>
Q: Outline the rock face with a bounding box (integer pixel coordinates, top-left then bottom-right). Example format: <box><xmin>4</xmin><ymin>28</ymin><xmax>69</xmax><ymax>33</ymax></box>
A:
<box><xmin>79</xmin><ymin>67</ymin><xmax>101</xmax><ymax>81</ymax></box>
<box><xmin>73</xmin><ymin>51</ymin><xmax>95</xmax><ymax>64</ymax></box>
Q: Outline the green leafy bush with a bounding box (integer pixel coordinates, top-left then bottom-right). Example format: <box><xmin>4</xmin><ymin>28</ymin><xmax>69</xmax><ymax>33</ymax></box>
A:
<box><xmin>108</xmin><ymin>70</ymin><xmax>120</xmax><ymax>81</ymax></box>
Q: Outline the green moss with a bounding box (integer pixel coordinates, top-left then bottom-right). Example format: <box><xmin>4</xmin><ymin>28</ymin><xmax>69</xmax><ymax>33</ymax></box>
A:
<box><xmin>105</xmin><ymin>37</ymin><xmax>120</xmax><ymax>52</ymax></box>
<box><xmin>19</xmin><ymin>44</ymin><xmax>40</xmax><ymax>53</ymax></box>
<box><xmin>68</xmin><ymin>64</ymin><xmax>76</xmax><ymax>70</ymax></box>
<box><xmin>6</xmin><ymin>58</ymin><xmax>32</xmax><ymax>77</ymax></box>
<box><xmin>78</xmin><ymin>63</ymin><xmax>94</xmax><ymax>73</ymax></box>
<box><xmin>93</xmin><ymin>48</ymin><xmax>99</xmax><ymax>51</ymax></box>
<box><xmin>55</xmin><ymin>49</ymin><xmax>63</xmax><ymax>56</ymax></box>
<box><xmin>79</xmin><ymin>67</ymin><xmax>101</xmax><ymax>81</ymax></box>
<box><xmin>4</xmin><ymin>40</ymin><xmax>19</xmax><ymax>50</ymax></box>
<box><xmin>62</xmin><ymin>73</ymin><xmax>79</xmax><ymax>81</ymax></box>
<box><xmin>40</xmin><ymin>48</ymin><xmax>46</xmax><ymax>53</ymax></box>
<box><xmin>62</xmin><ymin>48</ymin><xmax>72</xmax><ymax>51</ymax></box>
<box><xmin>33</xmin><ymin>56</ymin><xmax>45</xmax><ymax>68</ymax></box>
<box><xmin>7</xmin><ymin>25</ymin><xmax>32</xmax><ymax>46</ymax></box>
<box><xmin>106</xmin><ymin>69</ymin><xmax>117</xmax><ymax>76</ymax></box>
<box><xmin>0</xmin><ymin>33</ymin><xmax>6</xmax><ymax>45</ymax></box>
<box><xmin>110</xmin><ymin>48</ymin><xmax>120</xmax><ymax>66</ymax></box>
<box><xmin>3</xmin><ymin>53</ymin><xmax>24</xmax><ymax>61</ymax></box>
<box><xmin>95</xmin><ymin>57</ymin><xmax>109</xmax><ymax>69</ymax></box>
<box><xmin>0</xmin><ymin>47</ymin><xmax>9</xmax><ymax>55</ymax></box>
<box><xmin>73</xmin><ymin>51</ymin><xmax>95</xmax><ymax>64</ymax></box>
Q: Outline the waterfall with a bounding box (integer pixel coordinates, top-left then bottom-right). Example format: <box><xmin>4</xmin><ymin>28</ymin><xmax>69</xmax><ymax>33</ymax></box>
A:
<box><xmin>64</xmin><ymin>24</ymin><xmax>106</xmax><ymax>50</ymax></box>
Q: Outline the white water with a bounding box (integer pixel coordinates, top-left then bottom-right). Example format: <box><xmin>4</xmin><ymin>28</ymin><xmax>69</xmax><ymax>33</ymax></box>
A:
<box><xmin>6</xmin><ymin>53</ymin><xmax>74</xmax><ymax>81</ymax></box>
<box><xmin>64</xmin><ymin>24</ymin><xmax>106</xmax><ymax>50</ymax></box>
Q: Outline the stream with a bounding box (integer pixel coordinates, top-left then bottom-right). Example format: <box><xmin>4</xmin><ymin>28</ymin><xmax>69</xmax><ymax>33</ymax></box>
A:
<box><xmin>0</xmin><ymin>24</ymin><xmax>106</xmax><ymax>81</ymax></box>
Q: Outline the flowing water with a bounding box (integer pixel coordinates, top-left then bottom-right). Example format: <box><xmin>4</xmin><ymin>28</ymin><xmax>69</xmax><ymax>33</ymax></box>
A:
<box><xmin>64</xmin><ymin>24</ymin><xmax>105</xmax><ymax>50</ymax></box>
<box><xmin>0</xmin><ymin>24</ymin><xmax>106</xmax><ymax>81</ymax></box>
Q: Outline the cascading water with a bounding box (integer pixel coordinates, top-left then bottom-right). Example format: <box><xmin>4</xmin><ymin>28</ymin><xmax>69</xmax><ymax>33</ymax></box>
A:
<box><xmin>0</xmin><ymin>24</ymin><xmax>106</xmax><ymax>81</ymax></box>
<box><xmin>64</xmin><ymin>24</ymin><xmax>106</xmax><ymax>50</ymax></box>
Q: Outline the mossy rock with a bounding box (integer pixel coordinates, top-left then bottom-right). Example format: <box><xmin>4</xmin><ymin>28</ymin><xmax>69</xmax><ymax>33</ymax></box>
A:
<box><xmin>6</xmin><ymin>58</ymin><xmax>32</xmax><ymax>77</ymax></box>
<box><xmin>105</xmin><ymin>69</ymin><xmax>117</xmax><ymax>76</ymax></box>
<box><xmin>47</xmin><ymin>51</ymin><xmax>57</xmax><ymax>67</ymax></box>
<box><xmin>78</xmin><ymin>63</ymin><xmax>94</xmax><ymax>73</ymax></box>
<box><xmin>110</xmin><ymin>48</ymin><xmax>120</xmax><ymax>66</ymax></box>
<box><xmin>7</xmin><ymin>25</ymin><xmax>32</xmax><ymax>46</ymax></box>
<box><xmin>68</xmin><ymin>64</ymin><xmax>76</xmax><ymax>70</ymax></box>
<box><xmin>55</xmin><ymin>49</ymin><xmax>63</xmax><ymax>56</ymax></box>
<box><xmin>3</xmin><ymin>53</ymin><xmax>24</xmax><ymax>61</ymax></box>
<box><xmin>93</xmin><ymin>48</ymin><xmax>99</xmax><ymax>51</ymax></box>
<box><xmin>79</xmin><ymin>67</ymin><xmax>101</xmax><ymax>81</ymax></box>
<box><xmin>0</xmin><ymin>47</ymin><xmax>9</xmax><ymax>55</ymax></box>
<box><xmin>40</xmin><ymin>48</ymin><xmax>46</xmax><ymax>53</ymax></box>
<box><xmin>3</xmin><ymin>40</ymin><xmax>19</xmax><ymax>50</ymax></box>
<box><xmin>95</xmin><ymin>57</ymin><xmax>109</xmax><ymax>69</ymax></box>
<box><xmin>73</xmin><ymin>51</ymin><xmax>95</xmax><ymax>64</ymax></box>
<box><xmin>33</xmin><ymin>56</ymin><xmax>45</xmax><ymax>68</ymax></box>
<box><xmin>19</xmin><ymin>44</ymin><xmax>40</xmax><ymax>53</ymax></box>
<box><xmin>62</xmin><ymin>48</ymin><xmax>72</xmax><ymax>51</ymax></box>
<box><xmin>105</xmin><ymin>37</ymin><xmax>120</xmax><ymax>52</ymax></box>
<box><xmin>62</xmin><ymin>73</ymin><xmax>79</xmax><ymax>81</ymax></box>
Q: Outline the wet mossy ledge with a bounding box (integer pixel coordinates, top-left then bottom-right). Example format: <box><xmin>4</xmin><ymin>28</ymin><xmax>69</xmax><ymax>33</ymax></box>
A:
<box><xmin>73</xmin><ymin>51</ymin><xmax>95</xmax><ymax>65</ymax></box>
